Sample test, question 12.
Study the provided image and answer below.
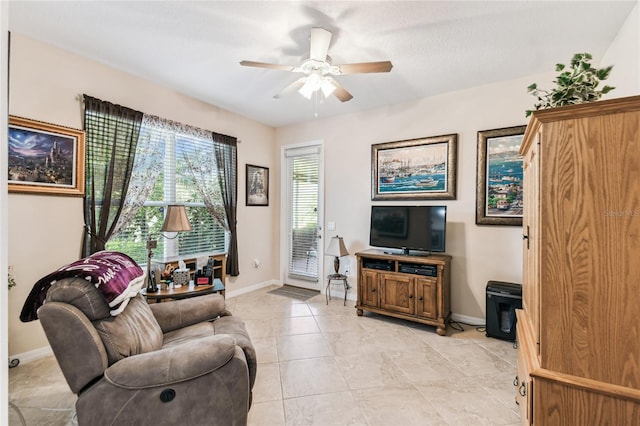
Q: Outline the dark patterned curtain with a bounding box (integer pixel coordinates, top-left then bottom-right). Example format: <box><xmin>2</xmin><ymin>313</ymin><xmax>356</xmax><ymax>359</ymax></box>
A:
<box><xmin>83</xmin><ymin>95</ymin><xmax>143</xmax><ymax>256</ymax></box>
<box><xmin>213</xmin><ymin>132</ymin><xmax>239</xmax><ymax>276</ymax></box>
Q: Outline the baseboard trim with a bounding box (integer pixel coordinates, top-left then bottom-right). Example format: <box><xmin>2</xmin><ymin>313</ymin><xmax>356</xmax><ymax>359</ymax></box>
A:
<box><xmin>326</xmin><ymin>287</ymin><xmax>357</xmax><ymax>302</ymax></box>
<box><xmin>225</xmin><ymin>279</ymin><xmax>280</xmax><ymax>299</ymax></box>
<box><xmin>10</xmin><ymin>345</ymin><xmax>53</xmax><ymax>365</ymax></box>
<box><xmin>450</xmin><ymin>312</ymin><xmax>485</xmax><ymax>326</ymax></box>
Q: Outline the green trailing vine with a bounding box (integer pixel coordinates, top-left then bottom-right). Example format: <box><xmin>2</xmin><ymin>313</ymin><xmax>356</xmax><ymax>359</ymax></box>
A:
<box><xmin>8</xmin><ymin>272</ymin><xmax>16</xmax><ymax>290</ymax></box>
<box><xmin>526</xmin><ymin>52</ymin><xmax>614</xmax><ymax>117</ymax></box>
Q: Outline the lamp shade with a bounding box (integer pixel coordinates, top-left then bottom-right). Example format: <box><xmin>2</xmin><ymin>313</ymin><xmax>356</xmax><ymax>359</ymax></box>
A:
<box><xmin>325</xmin><ymin>235</ymin><xmax>349</xmax><ymax>257</ymax></box>
<box><xmin>161</xmin><ymin>205</ymin><xmax>192</xmax><ymax>232</ymax></box>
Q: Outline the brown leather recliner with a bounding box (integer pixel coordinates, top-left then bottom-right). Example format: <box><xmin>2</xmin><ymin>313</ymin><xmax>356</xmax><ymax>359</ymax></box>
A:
<box><xmin>37</xmin><ymin>277</ymin><xmax>256</xmax><ymax>426</ymax></box>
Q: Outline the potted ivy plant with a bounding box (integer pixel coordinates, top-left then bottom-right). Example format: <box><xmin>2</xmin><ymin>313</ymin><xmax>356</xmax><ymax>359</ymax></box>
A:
<box><xmin>526</xmin><ymin>52</ymin><xmax>615</xmax><ymax>117</ymax></box>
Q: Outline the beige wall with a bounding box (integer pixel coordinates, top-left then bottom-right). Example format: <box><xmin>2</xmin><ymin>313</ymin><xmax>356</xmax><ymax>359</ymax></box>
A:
<box><xmin>275</xmin><ymin>78</ymin><xmax>534</xmax><ymax>322</ymax></box>
<box><xmin>7</xmin><ymin>34</ymin><xmax>279</xmax><ymax>356</ymax></box>
<box><xmin>602</xmin><ymin>1</ymin><xmax>640</xmax><ymax>97</ymax></box>
<box><xmin>275</xmin><ymin>2</ymin><xmax>640</xmax><ymax>321</ymax></box>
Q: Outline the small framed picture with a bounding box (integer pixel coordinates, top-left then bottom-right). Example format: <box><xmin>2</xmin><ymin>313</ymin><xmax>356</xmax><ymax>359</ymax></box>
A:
<box><xmin>246</xmin><ymin>164</ymin><xmax>269</xmax><ymax>206</ymax></box>
<box><xmin>8</xmin><ymin>116</ymin><xmax>85</xmax><ymax>196</ymax></box>
<box><xmin>476</xmin><ymin>125</ymin><xmax>526</xmax><ymax>226</ymax></box>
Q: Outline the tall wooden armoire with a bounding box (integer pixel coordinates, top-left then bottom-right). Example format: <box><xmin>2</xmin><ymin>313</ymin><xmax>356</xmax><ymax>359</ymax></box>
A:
<box><xmin>516</xmin><ymin>95</ymin><xmax>640</xmax><ymax>425</ymax></box>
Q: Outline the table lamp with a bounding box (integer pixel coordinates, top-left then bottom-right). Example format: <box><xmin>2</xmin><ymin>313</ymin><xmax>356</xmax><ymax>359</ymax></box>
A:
<box><xmin>325</xmin><ymin>235</ymin><xmax>349</xmax><ymax>275</ymax></box>
<box><xmin>146</xmin><ymin>205</ymin><xmax>193</xmax><ymax>292</ymax></box>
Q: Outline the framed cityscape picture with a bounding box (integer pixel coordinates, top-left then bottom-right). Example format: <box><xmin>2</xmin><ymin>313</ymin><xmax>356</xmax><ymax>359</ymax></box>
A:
<box><xmin>8</xmin><ymin>116</ymin><xmax>85</xmax><ymax>196</ymax></box>
<box><xmin>476</xmin><ymin>125</ymin><xmax>526</xmax><ymax>226</ymax></box>
<box><xmin>371</xmin><ymin>134</ymin><xmax>458</xmax><ymax>201</ymax></box>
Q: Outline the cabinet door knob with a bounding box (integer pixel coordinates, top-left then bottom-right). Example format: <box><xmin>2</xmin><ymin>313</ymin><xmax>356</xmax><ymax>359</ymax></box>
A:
<box><xmin>418</xmin><ymin>296</ymin><xmax>424</xmax><ymax>301</ymax></box>
<box><xmin>523</xmin><ymin>225</ymin><xmax>530</xmax><ymax>249</ymax></box>
<box><xmin>513</xmin><ymin>376</ymin><xmax>519</xmax><ymax>387</ymax></box>
<box><xmin>372</xmin><ymin>288</ymin><xmax>376</xmax><ymax>292</ymax></box>
<box><xmin>519</xmin><ymin>382</ymin><xmax>527</xmax><ymax>397</ymax></box>
<box><xmin>408</xmin><ymin>294</ymin><xmax>413</xmax><ymax>299</ymax></box>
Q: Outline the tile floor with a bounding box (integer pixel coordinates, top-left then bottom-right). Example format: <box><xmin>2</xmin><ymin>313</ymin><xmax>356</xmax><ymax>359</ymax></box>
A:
<box><xmin>9</xmin><ymin>285</ymin><xmax>521</xmax><ymax>425</ymax></box>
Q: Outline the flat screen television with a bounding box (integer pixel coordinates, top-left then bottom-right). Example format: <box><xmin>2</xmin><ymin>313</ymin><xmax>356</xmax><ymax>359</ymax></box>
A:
<box><xmin>369</xmin><ymin>205</ymin><xmax>447</xmax><ymax>255</ymax></box>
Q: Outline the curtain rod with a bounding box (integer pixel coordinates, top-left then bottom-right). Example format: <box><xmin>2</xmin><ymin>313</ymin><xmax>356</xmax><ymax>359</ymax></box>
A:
<box><xmin>76</xmin><ymin>94</ymin><xmax>241</xmax><ymax>143</ymax></box>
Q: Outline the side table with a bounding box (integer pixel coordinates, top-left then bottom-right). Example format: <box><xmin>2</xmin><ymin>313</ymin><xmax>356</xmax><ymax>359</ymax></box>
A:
<box><xmin>326</xmin><ymin>274</ymin><xmax>350</xmax><ymax>306</ymax></box>
<box><xmin>142</xmin><ymin>278</ymin><xmax>225</xmax><ymax>302</ymax></box>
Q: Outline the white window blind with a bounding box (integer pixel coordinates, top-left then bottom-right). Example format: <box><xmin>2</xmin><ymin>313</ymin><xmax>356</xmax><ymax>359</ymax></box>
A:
<box><xmin>287</xmin><ymin>148</ymin><xmax>320</xmax><ymax>280</ymax></box>
<box><xmin>106</xmin><ymin>124</ymin><xmax>227</xmax><ymax>265</ymax></box>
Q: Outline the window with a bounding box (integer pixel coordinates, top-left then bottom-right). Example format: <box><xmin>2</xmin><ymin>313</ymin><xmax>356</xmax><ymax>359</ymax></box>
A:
<box><xmin>106</xmin><ymin>123</ymin><xmax>228</xmax><ymax>265</ymax></box>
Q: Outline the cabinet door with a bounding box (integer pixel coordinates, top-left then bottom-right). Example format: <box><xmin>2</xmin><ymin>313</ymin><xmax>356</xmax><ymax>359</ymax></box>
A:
<box><xmin>415</xmin><ymin>277</ymin><xmax>437</xmax><ymax>319</ymax></box>
<box><xmin>515</xmin><ymin>316</ymin><xmax>534</xmax><ymax>425</ymax></box>
<box><xmin>360</xmin><ymin>270</ymin><xmax>380</xmax><ymax>308</ymax></box>
<box><xmin>380</xmin><ymin>273</ymin><xmax>414</xmax><ymax>315</ymax></box>
<box><xmin>516</xmin><ymin>345</ymin><xmax>533</xmax><ymax>425</ymax></box>
<box><xmin>522</xmin><ymin>135</ymin><xmax>540</xmax><ymax>353</ymax></box>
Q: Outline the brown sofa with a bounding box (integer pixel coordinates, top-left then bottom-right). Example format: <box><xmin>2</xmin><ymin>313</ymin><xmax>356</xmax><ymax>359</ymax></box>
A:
<box><xmin>37</xmin><ymin>277</ymin><xmax>256</xmax><ymax>426</ymax></box>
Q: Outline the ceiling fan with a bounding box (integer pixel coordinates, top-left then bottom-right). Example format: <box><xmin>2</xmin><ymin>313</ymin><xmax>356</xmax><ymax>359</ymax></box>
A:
<box><xmin>240</xmin><ymin>27</ymin><xmax>393</xmax><ymax>102</ymax></box>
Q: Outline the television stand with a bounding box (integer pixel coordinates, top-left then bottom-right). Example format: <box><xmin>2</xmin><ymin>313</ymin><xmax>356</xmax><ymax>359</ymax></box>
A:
<box><xmin>356</xmin><ymin>249</ymin><xmax>451</xmax><ymax>335</ymax></box>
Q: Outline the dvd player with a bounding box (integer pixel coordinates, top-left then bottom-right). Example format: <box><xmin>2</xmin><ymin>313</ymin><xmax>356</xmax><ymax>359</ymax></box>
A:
<box><xmin>398</xmin><ymin>263</ymin><xmax>437</xmax><ymax>277</ymax></box>
<box><xmin>362</xmin><ymin>259</ymin><xmax>393</xmax><ymax>271</ymax></box>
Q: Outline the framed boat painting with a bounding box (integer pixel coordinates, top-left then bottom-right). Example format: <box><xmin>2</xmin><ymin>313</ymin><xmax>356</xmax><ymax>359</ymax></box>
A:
<box><xmin>371</xmin><ymin>134</ymin><xmax>458</xmax><ymax>201</ymax></box>
<box><xmin>476</xmin><ymin>125</ymin><xmax>526</xmax><ymax>226</ymax></box>
<box><xmin>8</xmin><ymin>116</ymin><xmax>85</xmax><ymax>196</ymax></box>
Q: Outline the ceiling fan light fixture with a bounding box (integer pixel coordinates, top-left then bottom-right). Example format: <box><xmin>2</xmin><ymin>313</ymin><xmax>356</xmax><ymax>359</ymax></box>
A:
<box><xmin>320</xmin><ymin>78</ymin><xmax>336</xmax><ymax>97</ymax></box>
<box><xmin>241</xmin><ymin>27</ymin><xmax>392</xmax><ymax>104</ymax></box>
<box><xmin>298</xmin><ymin>73</ymin><xmax>322</xmax><ymax>99</ymax></box>
<box><xmin>298</xmin><ymin>81</ymin><xmax>315</xmax><ymax>99</ymax></box>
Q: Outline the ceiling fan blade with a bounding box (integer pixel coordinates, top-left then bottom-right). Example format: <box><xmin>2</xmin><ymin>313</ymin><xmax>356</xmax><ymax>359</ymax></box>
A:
<box><xmin>328</xmin><ymin>78</ymin><xmax>353</xmax><ymax>102</ymax></box>
<box><xmin>309</xmin><ymin>27</ymin><xmax>332</xmax><ymax>62</ymax></box>
<box><xmin>273</xmin><ymin>78</ymin><xmax>306</xmax><ymax>99</ymax></box>
<box><xmin>335</xmin><ymin>61</ymin><xmax>393</xmax><ymax>74</ymax></box>
<box><xmin>240</xmin><ymin>60</ymin><xmax>295</xmax><ymax>71</ymax></box>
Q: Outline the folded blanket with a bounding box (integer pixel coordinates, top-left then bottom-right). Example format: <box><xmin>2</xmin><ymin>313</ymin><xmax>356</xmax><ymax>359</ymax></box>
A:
<box><xmin>20</xmin><ymin>251</ymin><xmax>144</xmax><ymax>322</ymax></box>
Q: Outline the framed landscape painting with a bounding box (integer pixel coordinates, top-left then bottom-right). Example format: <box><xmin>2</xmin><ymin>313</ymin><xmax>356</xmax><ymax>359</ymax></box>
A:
<box><xmin>8</xmin><ymin>116</ymin><xmax>85</xmax><ymax>196</ymax></box>
<box><xmin>476</xmin><ymin>125</ymin><xmax>526</xmax><ymax>226</ymax></box>
<box><xmin>371</xmin><ymin>134</ymin><xmax>458</xmax><ymax>201</ymax></box>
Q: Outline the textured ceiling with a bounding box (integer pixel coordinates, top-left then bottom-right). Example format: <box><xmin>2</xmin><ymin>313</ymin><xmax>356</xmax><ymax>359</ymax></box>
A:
<box><xmin>8</xmin><ymin>1</ymin><xmax>637</xmax><ymax>127</ymax></box>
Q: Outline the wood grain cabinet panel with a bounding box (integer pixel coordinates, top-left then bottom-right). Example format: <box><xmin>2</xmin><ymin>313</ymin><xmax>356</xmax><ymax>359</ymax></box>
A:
<box><xmin>356</xmin><ymin>249</ymin><xmax>451</xmax><ymax>336</ymax></box>
<box><xmin>379</xmin><ymin>273</ymin><xmax>414</xmax><ymax>315</ymax></box>
<box><xmin>517</xmin><ymin>96</ymin><xmax>640</xmax><ymax>425</ymax></box>
<box><xmin>360</xmin><ymin>269</ymin><xmax>380</xmax><ymax>308</ymax></box>
<box><xmin>415</xmin><ymin>277</ymin><xmax>437</xmax><ymax>319</ymax></box>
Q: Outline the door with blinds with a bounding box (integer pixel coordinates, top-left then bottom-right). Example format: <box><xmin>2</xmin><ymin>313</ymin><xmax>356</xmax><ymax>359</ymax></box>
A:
<box><xmin>282</xmin><ymin>143</ymin><xmax>324</xmax><ymax>290</ymax></box>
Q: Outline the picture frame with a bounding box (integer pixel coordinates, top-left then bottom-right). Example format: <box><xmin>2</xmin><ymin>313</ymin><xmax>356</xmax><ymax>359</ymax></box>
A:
<box><xmin>246</xmin><ymin>164</ymin><xmax>269</xmax><ymax>206</ymax></box>
<box><xmin>476</xmin><ymin>125</ymin><xmax>526</xmax><ymax>226</ymax></box>
<box><xmin>371</xmin><ymin>134</ymin><xmax>457</xmax><ymax>200</ymax></box>
<box><xmin>8</xmin><ymin>116</ymin><xmax>85</xmax><ymax>196</ymax></box>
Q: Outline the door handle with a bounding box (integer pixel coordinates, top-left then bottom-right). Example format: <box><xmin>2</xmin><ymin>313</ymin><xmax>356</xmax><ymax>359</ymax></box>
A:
<box><xmin>523</xmin><ymin>225</ymin><xmax>530</xmax><ymax>249</ymax></box>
